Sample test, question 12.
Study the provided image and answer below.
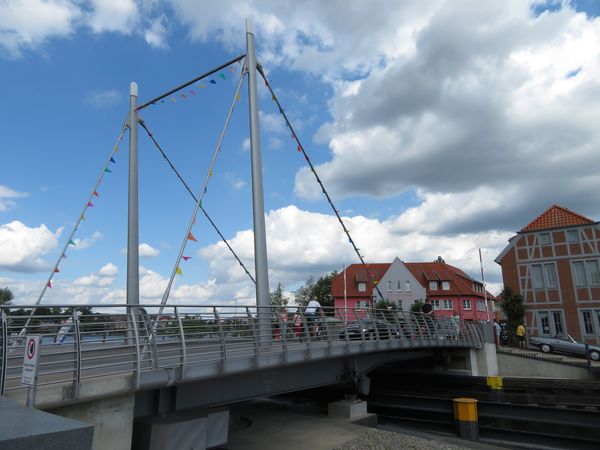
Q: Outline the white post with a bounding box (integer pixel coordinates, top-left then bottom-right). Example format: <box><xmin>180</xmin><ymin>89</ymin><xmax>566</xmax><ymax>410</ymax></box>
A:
<box><xmin>479</xmin><ymin>248</ymin><xmax>490</xmax><ymax>322</ymax></box>
<box><xmin>343</xmin><ymin>264</ymin><xmax>347</xmax><ymax>322</ymax></box>
<box><xmin>127</xmin><ymin>82</ymin><xmax>139</xmax><ymax>309</ymax></box>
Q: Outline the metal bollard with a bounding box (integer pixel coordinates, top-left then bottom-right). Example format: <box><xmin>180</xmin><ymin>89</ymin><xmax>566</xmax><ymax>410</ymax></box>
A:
<box><xmin>453</xmin><ymin>398</ymin><xmax>479</xmax><ymax>440</ymax></box>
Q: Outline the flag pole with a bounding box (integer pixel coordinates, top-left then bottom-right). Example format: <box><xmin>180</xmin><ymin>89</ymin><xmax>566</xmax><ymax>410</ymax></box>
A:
<box><xmin>479</xmin><ymin>248</ymin><xmax>491</xmax><ymax>322</ymax></box>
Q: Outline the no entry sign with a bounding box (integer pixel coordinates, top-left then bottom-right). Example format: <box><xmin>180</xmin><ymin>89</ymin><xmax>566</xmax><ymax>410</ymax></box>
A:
<box><xmin>22</xmin><ymin>335</ymin><xmax>41</xmax><ymax>386</ymax></box>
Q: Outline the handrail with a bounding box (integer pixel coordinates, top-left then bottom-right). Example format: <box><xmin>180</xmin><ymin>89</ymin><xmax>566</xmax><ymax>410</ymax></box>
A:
<box><xmin>0</xmin><ymin>304</ymin><xmax>484</xmax><ymax>399</ymax></box>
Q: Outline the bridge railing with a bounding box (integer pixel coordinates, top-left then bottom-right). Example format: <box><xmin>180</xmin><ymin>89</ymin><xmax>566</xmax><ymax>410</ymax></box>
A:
<box><xmin>0</xmin><ymin>304</ymin><xmax>483</xmax><ymax>399</ymax></box>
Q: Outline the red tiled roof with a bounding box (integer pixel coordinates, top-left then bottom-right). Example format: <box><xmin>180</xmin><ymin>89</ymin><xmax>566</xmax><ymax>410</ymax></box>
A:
<box><xmin>520</xmin><ymin>205</ymin><xmax>594</xmax><ymax>232</ymax></box>
<box><xmin>331</xmin><ymin>263</ymin><xmax>389</xmax><ymax>298</ymax></box>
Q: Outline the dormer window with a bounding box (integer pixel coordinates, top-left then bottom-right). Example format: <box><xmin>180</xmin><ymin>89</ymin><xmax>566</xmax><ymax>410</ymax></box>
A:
<box><xmin>429</xmin><ymin>281</ymin><xmax>438</xmax><ymax>290</ymax></box>
<box><xmin>442</xmin><ymin>281</ymin><xmax>450</xmax><ymax>290</ymax></box>
<box><xmin>358</xmin><ymin>282</ymin><xmax>366</xmax><ymax>292</ymax></box>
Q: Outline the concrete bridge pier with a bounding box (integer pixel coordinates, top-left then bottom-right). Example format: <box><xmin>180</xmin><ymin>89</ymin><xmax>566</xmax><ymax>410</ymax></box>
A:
<box><xmin>444</xmin><ymin>323</ymin><xmax>498</xmax><ymax>376</ymax></box>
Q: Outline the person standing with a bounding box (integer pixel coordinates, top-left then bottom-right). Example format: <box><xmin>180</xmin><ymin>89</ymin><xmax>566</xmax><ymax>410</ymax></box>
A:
<box><xmin>493</xmin><ymin>319</ymin><xmax>501</xmax><ymax>346</ymax></box>
<box><xmin>305</xmin><ymin>299</ymin><xmax>323</xmax><ymax>338</ymax></box>
<box><xmin>516</xmin><ymin>323</ymin><xmax>526</xmax><ymax>349</ymax></box>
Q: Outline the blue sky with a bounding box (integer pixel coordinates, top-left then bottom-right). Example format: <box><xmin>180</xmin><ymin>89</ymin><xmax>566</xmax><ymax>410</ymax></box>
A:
<box><xmin>2</xmin><ymin>1</ymin><xmax>600</xmax><ymax>306</ymax></box>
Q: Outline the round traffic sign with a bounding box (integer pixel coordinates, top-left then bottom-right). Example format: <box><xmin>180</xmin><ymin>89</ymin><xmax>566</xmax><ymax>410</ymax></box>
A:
<box><xmin>27</xmin><ymin>338</ymin><xmax>36</xmax><ymax>360</ymax></box>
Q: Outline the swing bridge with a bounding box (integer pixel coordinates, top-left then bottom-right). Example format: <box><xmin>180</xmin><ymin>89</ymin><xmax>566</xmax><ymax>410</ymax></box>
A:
<box><xmin>0</xmin><ymin>20</ymin><xmax>492</xmax><ymax>450</ymax></box>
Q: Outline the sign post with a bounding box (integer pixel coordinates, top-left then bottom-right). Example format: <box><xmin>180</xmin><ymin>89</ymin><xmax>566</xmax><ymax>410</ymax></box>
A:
<box><xmin>22</xmin><ymin>335</ymin><xmax>41</xmax><ymax>407</ymax></box>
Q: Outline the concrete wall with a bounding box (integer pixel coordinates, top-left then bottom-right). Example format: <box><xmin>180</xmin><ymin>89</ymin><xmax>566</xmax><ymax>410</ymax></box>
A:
<box><xmin>497</xmin><ymin>353</ymin><xmax>596</xmax><ymax>380</ymax></box>
<box><xmin>49</xmin><ymin>393</ymin><xmax>135</xmax><ymax>450</ymax></box>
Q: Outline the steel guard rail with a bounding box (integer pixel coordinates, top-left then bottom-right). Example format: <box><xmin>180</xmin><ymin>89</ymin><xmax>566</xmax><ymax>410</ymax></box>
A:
<box><xmin>0</xmin><ymin>304</ymin><xmax>483</xmax><ymax>401</ymax></box>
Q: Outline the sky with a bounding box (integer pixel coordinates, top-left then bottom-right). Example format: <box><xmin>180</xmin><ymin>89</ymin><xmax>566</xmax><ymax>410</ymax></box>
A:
<box><xmin>2</xmin><ymin>0</ymin><xmax>600</xmax><ymax>308</ymax></box>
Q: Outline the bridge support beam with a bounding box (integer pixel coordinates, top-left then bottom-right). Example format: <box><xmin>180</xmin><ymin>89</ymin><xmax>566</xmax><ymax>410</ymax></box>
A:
<box><xmin>127</xmin><ymin>82</ymin><xmax>140</xmax><ymax>309</ymax></box>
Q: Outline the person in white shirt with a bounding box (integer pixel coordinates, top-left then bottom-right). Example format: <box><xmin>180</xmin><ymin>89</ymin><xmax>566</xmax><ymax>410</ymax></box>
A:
<box><xmin>304</xmin><ymin>299</ymin><xmax>322</xmax><ymax>338</ymax></box>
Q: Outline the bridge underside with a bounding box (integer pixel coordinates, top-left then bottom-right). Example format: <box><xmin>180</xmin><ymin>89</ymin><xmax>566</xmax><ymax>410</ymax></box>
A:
<box><xmin>134</xmin><ymin>348</ymin><xmax>437</xmax><ymax>415</ymax></box>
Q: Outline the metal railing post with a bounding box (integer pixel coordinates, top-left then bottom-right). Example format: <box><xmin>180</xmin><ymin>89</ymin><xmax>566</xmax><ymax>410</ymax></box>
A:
<box><xmin>246</xmin><ymin>307</ymin><xmax>259</xmax><ymax>365</ymax></box>
<box><xmin>214</xmin><ymin>307</ymin><xmax>227</xmax><ymax>374</ymax></box>
<box><xmin>130</xmin><ymin>309</ymin><xmax>141</xmax><ymax>389</ymax></box>
<box><xmin>320</xmin><ymin>309</ymin><xmax>332</xmax><ymax>356</ymax></box>
<box><xmin>1</xmin><ymin>309</ymin><xmax>7</xmax><ymax>395</ymax></box>
<box><xmin>72</xmin><ymin>310</ymin><xmax>81</xmax><ymax>399</ymax></box>
<box><xmin>174</xmin><ymin>307</ymin><xmax>187</xmax><ymax>381</ymax></box>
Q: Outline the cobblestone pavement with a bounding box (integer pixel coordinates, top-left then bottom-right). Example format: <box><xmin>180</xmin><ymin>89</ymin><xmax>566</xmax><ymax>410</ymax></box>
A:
<box><xmin>334</xmin><ymin>429</ymin><xmax>478</xmax><ymax>450</ymax></box>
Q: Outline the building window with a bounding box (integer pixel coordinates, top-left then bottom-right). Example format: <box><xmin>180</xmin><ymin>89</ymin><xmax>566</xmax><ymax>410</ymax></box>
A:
<box><xmin>567</xmin><ymin>229</ymin><xmax>579</xmax><ymax>243</ymax></box>
<box><xmin>429</xmin><ymin>281</ymin><xmax>438</xmax><ymax>290</ymax></box>
<box><xmin>552</xmin><ymin>311</ymin><xmax>564</xmax><ymax>336</ymax></box>
<box><xmin>463</xmin><ymin>299</ymin><xmax>471</xmax><ymax>310</ymax></box>
<box><xmin>442</xmin><ymin>281</ymin><xmax>450</xmax><ymax>290</ymax></box>
<box><xmin>586</xmin><ymin>261</ymin><xmax>600</xmax><ymax>285</ymax></box>
<box><xmin>443</xmin><ymin>299</ymin><xmax>453</xmax><ymax>310</ymax></box>
<box><xmin>405</xmin><ymin>281</ymin><xmax>411</xmax><ymax>291</ymax></box>
<box><xmin>387</xmin><ymin>280</ymin><xmax>392</xmax><ymax>292</ymax></box>
<box><xmin>582</xmin><ymin>311</ymin><xmax>594</xmax><ymax>335</ymax></box>
<box><xmin>432</xmin><ymin>300</ymin><xmax>440</xmax><ymax>310</ymax></box>
<box><xmin>538</xmin><ymin>312</ymin><xmax>551</xmax><ymax>335</ymax></box>
<box><xmin>397</xmin><ymin>302</ymin><xmax>403</xmax><ymax>311</ymax></box>
<box><xmin>396</xmin><ymin>280</ymin><xmax>402</xmax><ymax>291</ymax></box>
<box><xmin>358</xmin><ymin>282</ymin><xmax>366</xmax><ymax>292</ymax></box>
<box><xmin>532</xmin><ymin>265</ymin><xmax>545</xmax><ymax>289</ymax></box>
<box><xmin>477</xmin><ymin>300</ymin><xmax>486</xmax><ymax>311</ymax></box>
<box><xmin>573</xmin><ymin>261</ymin><xmax>587</xmax><ymax>287</ymax></box>
<box><xmin>544</xmin><ymin>264</ymin><xmax>558</xmax><ymax>289</ymax></box>
<box><xmin>540</xmin><ymin>233</ymin><xmax>551</xmax><ymax>245</ymax></box>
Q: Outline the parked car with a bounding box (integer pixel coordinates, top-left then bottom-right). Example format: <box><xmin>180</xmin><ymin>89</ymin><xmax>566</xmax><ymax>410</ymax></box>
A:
<box><xmin>529</xmin><ymin>334</ymin><xmax>600</xmax><ymax>361</ymax></box>
<box><xmin>339</xmin><ymin>319</ymin><xmax>400</xmax><ymax>340</ymax></box>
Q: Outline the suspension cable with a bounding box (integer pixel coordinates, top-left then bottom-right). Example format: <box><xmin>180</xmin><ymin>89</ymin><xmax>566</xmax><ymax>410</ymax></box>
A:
<box><xmin>256</xmin><ymin>63</ymin><xmax>384</xmax><ymax>302</ymax></box>
<box><xmin>138</xmin><ymin>118</ymin><xmax>256</xmax><ymax>285</ymax></box>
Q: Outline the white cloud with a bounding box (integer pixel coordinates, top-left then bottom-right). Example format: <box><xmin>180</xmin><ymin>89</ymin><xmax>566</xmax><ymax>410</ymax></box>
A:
<box><xmin>225</xmin><ymin>173</ymin><xmax>247</xmax><ymax>190</ymax></box>
<box><xmin>87</xmin><ymin>0</ymin><xmax>139</xmax><ymax>34</ymax></box>
<box><xmin>267</xmin><ymin>137</ymin><xmax>283</xmax><ymax>149</ymax></box>
<box><xmin>99</xmin><ymin>262</ymin><xmax>118</xmax><ymax>277</ymax></box>
<box><xmin>72</xmin><ymin>231</ymin><xmax>103</xmax><ymax>250</ymax></box>
<box><xmin>0</xmin><ymin>221</ymin><xmax>62</xmax><ymax>272</ymax></box>
<box><xmin>242</xmin><ymin>138</ymin><xmax>250</xmax><ymax>152</ymax></box>
<box><xmin>84</xmin><ymin>89</ymin><xmax>122</xmax><ymax>107</ymax></box>
<box><xmin>199</xmin><ymin>205</ymin><xmax>510</xmax><ymax>298</ymax></box>
<box><xmin>121</xmin><ymin>243</ymin><xmax>160</xmax><ymax>257</ymax></box>
<box><xmin>144</xmin><ymin>13</ymin><xmax>168</xmax><ymax>48</ymax></box>
<box><xmin>139</xmin><ymin>243</ymin><xmax>160</xmax><ymax>257</ymax></box>
<box><xmin>0</xmin><ymin>0</ymin><xmax>81</xmax><ymax>57</ymax></box>
<box><xmin>0</xmin><ymin>185</ymin><xmax>28</xmax><ymax>211</ymax></box>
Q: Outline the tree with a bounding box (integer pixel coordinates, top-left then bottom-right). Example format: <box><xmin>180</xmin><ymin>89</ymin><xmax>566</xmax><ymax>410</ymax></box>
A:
<box><xmin>0</xmin><ymin>287</ymin><xmax>14</xmax><ymax>305</ymax></box>
<box><xmin>294</xmin><ymin>275</ymin><xmax>315</xmax><ymax>307</ymax></box>
<box><xmin>411</xmin><ymin>300</ymin><xmax>424</xmax><ymax>313</ymax></box>
<box><xmin>269</xmin><ymin>282</ymin><xmax>289</xmax><ymax>308</ymax></box>
<box><xmin>500</xmin><ymin>287</ymin><xmax>526</xmax><ymax>347</ymax></box>
<box><xmin>313</xmin><ymin>271</ymin><xmax>337</xmax><ymax>310</ymax></box>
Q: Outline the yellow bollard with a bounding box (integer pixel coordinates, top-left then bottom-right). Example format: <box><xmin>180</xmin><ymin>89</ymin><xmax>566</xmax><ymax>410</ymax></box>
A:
<box><xmin>453</xmin><ymin>398</ymin><xmax>479</xmax><ymax>440</ymax></box>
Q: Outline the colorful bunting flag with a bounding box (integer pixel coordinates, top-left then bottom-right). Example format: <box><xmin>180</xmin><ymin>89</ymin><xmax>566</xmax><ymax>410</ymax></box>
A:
<box><xmin>180</xmin><ymin>94</ymin><xmax>187</xmax><ymax>99</ymax></box>
<box><xmin>81</xmin><ymin>214</ymin><xmax>86</xmax><ymax>221</ymax></box>
<box><xmin>47</xmin><ymin>281</ymin><xmax>52</xmax><ymax>288</ymax></box>
<box><xmin>209</xmin><ymin>169</ymin><xmax>213</xmax><ymax>177</ymax></box>
<box><xmin>272</xmin><ymin>94</ymin><xmax>276</xmax><ymax>101</ymax></box>
<box><xmin>171</xmin><ymin>97</ymin><xmax>177</xmax><ymax>102</ymax></box>
<box><xmin>199</xmin><ymin>83</ymin><xmax>207</xmax><ymax>88</ymax></box>
<box><xmin>110</xmin><ymin>157</ymin><xmax>116</xmax><ymax>164</ymax></box>
<box><xmin>219</xmin><ymin>73</ymin><xmax>227</xmax><ymax>80</ymax></box>
<box><xmin>297</xmin><ymin>144</ymin><xmax>302</xmax><ymax>152</ymax></box>
<box><xmin>176</xmin><ymin>267</ymin><xmax>182</xmax><ymax>275</ymax></box>
<box><xmin>54</xmin><ymin>268</ymin><xmax>60</xmax><ymax>273</ymax></box>
<box><xmin>87</xmin><ymin>202</ymin><xmax>94</xmax><ymax>207</ymax></box>
<box><xmin>209</xmin><ymin>79</ymin><xmax>216</xmax><ymax>84</ymax></box>
<box><xmin>189</xmin><ymin>90</ymin><xmax>196</xmax><ymax>95</ymax></box>
<box><xmin>104</xmin><ymin>168</ymin><xmax>112</xmax><ymax>173</ymax></box>
<box><xmin>93</xmin><ymin>191</ymin><xmax>100</xmax><ymax>197</ymax></box>
<box><xmin>182</xmin><ymin>256</ymin><xmax>191</xmax><ymax>261</ymax></box>
<box><xmin>188</xmin><ymin>232</ymin><xmax>197</xmax><ymax>242</ymax></box>
<box><xmin>62</xmin><ymin>253</ymin><xmax>67</xmax><ymax>259</ymax></box>
<box><xmin>69</xmin><ymin>240</ymin><xmax>76</xmax><ymax>246</ymax></box>
<box><xmin>115</xmin><ymin>146</ymin><xmax>120</xmax><ymax>153</ymax></box>
<box><xmin>228</xmin><ymin>66</ymin><xmax>237</xmax><ymax>73</ymax></box>
<box><xmin>236</xmin><ymin>92</ymin><xmax>241</xmax><ymax>101</ymax></box>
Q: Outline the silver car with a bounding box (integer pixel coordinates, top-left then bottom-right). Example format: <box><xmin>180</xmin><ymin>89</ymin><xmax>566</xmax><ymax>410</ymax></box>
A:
<box><xmin>529</xmin><ymin>334</ymin><xmax>600</xmax><ymax>361</ymax></box>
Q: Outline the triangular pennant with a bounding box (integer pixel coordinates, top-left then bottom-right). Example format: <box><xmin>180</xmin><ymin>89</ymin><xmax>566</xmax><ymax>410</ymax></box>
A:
<box><xmin>264</xmin><ymin>79</ymin><xmax>269</xmax><ymax>87</ymax></box>
<box><xmin>62</xmin><ymin>253</ymin><xmax>67</xmax><ymax>259</ymax></box>
<box><xmin>171</xmin><ymin>97</ymin><xmax>177</xmax><ymax>102</ymax></box>
<box><xmin>176</xmin><ymin>266</ymin><xmax>182</xmax><ymax>275</ymax></box>
<box><xmin>204</xmin><ymin>186</ymin><xmax>207</xmax><ymax>194</ymax></box>
<box><xmin>297</xmin><ymin>144</ymin><xmax>302</xmax><ymax>152</ymax></box>
<box><xmin>47</xmin><ymin>281</ymin><xmax>52</xmax><ymax>288</ymax></box>
<box><xmin>54</xmin><ymin>268</ymin><xmax>60</xmax><ymax>273</ymax></box>
<box><xmin>182</xmin><ymin>256</ymin><xmax>191</xmax><ymax>261</ymax></box>
<box><xmin>291</xmin><ymin>131</ymin><xmax>295</xmax><ymax>139</ymax></box>
<box><xmin>189</xmin><ymin>90</ymin><xmax>196</xmax><ymax>95</ymax></box>
<box><xmin>219</xmin><ymin>73</ymin><xmax>227</xmax><ymax>80</ymax></box>
<box><xmin>93</xmin><ymin>191</ymin><xmax>100</xmax><ymax>197</ymax></box>
<box><xmin>180</xmin><ymin>93</ymin><xmax>187</xmax><ymax>99</ymax></box>
<box><xmin>87</xmin><ymin>202</ymin><xmax>94</xmax><ymax>207</ymax></box>
<box><xmin>110</xmin><ymin>157</ymin><xmax>116</xmax><ymax>164</ymax></box>
<box><xmin>81</xmin><ymin>214</ymin><xmax>86</xmax><ymax>221</ymax></box>
<box><xmin>209</xmin><ymin>79</ymin><xmax>216</xmax><ymax>84</ymax></box>
<box><xmin>188</xmin><ymin>232</ymin><xmax>197</xmax><ymax>242</ymax></box>
<box><xmin>69</xmin><ymin>240</ymin><xmax>76</xmax><ymax>246</ymax></box>
<box><xmin>199</xmin><ymin>83</ymin><xmax>207</xmax><ymax>88</ymax></box>
<box><xmin>236</xmin><ymin>92</ymin><xmax>241</xmax><ymax>101</ymax></box>
<box><xmin>104</xmin><ymin>168</ymin><xmax>112</xmax><ymax>173</ymax></box>
<box><xmin>115</xmin><ymin>146</ymin><xmax>120</xmax><ymax>153</ymax></box>
<box><xmin>209</xmin><ymin>169</ymin><xmax>213</xmax><ymax>177</ymax></box>
<box><xmin>228</xmin><ymin>66</ymin><xmax>236</xmax><ymax>73</ymax></box>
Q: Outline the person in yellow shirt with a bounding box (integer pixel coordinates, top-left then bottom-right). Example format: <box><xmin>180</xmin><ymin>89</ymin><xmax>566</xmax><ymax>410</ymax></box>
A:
<box><xmin>516</xmin><ymin>323</ymin><xmax>526</xmax><ymax>349</ymax></box>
